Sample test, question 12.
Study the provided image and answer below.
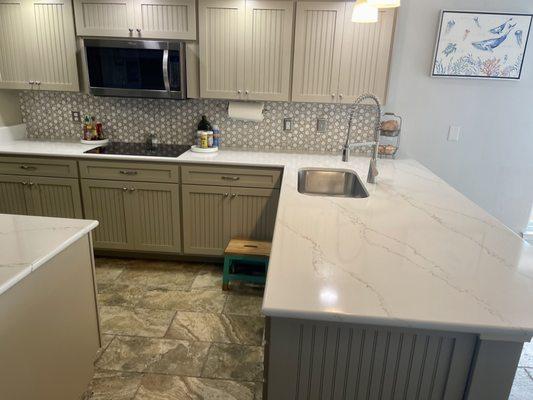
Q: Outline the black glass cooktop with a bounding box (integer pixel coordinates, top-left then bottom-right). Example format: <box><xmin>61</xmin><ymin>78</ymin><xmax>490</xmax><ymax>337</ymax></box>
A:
<box><xmin>84</xmin><ymin>142</ymin><xmax>190</xmax><ymax>158</ymax></box>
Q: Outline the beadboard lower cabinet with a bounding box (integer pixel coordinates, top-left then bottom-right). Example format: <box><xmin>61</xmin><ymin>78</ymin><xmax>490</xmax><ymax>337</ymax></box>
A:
<box><xmin>81</xmin><ymin>179</ymin><xmax>181</xmax><ymax>252</ymax></box>
<box><xmin>0</xmin><ymin>174</ymin><xmax>82</xmax><ymax>218</ymax></box>
<box><xmin>182</xmin><ymin>184</ymin><xmax>280</xmax><ymax>256</ymax></box>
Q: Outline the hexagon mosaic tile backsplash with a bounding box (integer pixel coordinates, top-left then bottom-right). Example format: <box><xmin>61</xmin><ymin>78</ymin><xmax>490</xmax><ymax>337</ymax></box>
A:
<box><xmin>20</xmin><ymin>91</ymin><xmax>377</xmax><ymax>154</ymax></box>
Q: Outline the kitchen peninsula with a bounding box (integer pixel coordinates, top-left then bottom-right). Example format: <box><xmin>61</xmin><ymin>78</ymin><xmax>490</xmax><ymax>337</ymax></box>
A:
<box><xmin>0</xmin><ymin>140</ymin><xmax>532</xmax><ymax>399</ymax></box>
<box><xmin>0</xmin><ymin>213</ymin><xmax>100</xmax><ymax>400</ymax></box>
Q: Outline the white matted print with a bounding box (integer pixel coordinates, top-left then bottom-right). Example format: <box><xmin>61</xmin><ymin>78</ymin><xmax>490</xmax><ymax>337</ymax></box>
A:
<box><xmin>432</xmin><ymin>11</ymin><xmax>532</xmax><ymax>79</ymax></box>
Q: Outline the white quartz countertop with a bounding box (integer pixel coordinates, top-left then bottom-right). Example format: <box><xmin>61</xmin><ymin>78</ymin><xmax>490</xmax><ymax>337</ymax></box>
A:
<box><xmin>1</xmin><ymin>139</ymin><xmax>533</xmax><ymax>337</ymax></box>
<box><xmin>0</xmin><ymin>214</ymin><xmax>98</xmax><ymax>295</ymax></box>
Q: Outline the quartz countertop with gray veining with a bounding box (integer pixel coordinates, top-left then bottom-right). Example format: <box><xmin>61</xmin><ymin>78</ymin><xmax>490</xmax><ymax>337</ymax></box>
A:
<box><xmin>0</xmin><ymin>214</ymin><xmax>98</xmax><ymax>295</ymax></box>
<box><xmin>1</xmin><ymin>137</ymin><xmax>533</xmax><ymax>337</ymax></box>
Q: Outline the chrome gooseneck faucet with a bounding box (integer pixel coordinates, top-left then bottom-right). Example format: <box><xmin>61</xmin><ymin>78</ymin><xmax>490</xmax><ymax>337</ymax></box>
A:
<box><xmin>341</xmin><ymin>93</ymin><xmax>382</xmax><ymax>184</ymax></box>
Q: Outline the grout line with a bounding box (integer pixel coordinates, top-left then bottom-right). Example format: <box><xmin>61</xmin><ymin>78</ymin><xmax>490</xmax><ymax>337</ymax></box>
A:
<box><xmin>525</xmin><ymin>368</ymin><xmax>533</xmax><ymax>381</ymax></box>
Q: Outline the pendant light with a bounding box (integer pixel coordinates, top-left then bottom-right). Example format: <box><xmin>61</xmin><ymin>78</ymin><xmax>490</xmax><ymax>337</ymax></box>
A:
<box><xmin>367</xmin><ymin>0</ymin><xmax>400</xmax><ymax>8</ymax></box>
<box><xmin>351</xmin><ymin>0</ymin><xmax>379</xmax><ymax>23</ymax></box>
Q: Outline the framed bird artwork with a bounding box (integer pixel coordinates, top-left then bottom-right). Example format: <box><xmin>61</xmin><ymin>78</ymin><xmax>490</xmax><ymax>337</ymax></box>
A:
<box><xmin>431</xmin><ymin>11</ymin><xmax>532</xmax><ymax>79</ymax></box>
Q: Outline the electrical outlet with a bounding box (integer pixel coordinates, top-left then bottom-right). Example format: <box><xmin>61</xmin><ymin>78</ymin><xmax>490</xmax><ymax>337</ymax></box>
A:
<box><xmin>317</xmin><ymin>118</ymin><xmax>326</xmax><ymax>133</ymax></box>
<box><xmin>448</xmin><ymin>125</ymin><xmax>461</xmax><ymax>142</ymax></box>
<box><xmin>71</xmin><ymin>111</ymin><xmax>81</xmax><ymax>123</ymax></box>
<box><xmin>283</xmin><ymin>118</ymin><xmax>292</xmax><ymax>131</ymax></box>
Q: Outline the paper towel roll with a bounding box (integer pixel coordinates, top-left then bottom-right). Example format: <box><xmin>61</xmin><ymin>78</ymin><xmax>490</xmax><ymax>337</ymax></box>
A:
<box><xmin>228</xmin><ymin>101</ymin><xmax>264</xmax><ymax>122</ymax></box>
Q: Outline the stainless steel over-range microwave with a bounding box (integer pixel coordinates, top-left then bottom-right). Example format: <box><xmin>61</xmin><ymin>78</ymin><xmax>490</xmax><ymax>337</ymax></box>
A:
<box><xmin>82</xmin><ymin>39</ymin><xmax>187</xmax><ymax>99</ymax></box>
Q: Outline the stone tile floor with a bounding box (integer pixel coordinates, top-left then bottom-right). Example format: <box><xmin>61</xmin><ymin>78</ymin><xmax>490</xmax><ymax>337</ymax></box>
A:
<box><xmin>87</xmin><ymin>257</ymin><xmax>265</xmax><ymax>400</ymax></box>
<box><xmin>88</xmin><ymin>257</ymin><xmax>533</xmax><ymax>399</ymax></box>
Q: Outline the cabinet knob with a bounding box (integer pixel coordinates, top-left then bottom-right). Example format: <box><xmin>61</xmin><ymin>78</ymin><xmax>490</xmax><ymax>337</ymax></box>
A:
<box><xmin>28</xmin><ymin>182</ymin><xmax>35</xmax><ymax>186</ymax></box>
<box><xmin>331</xmin><ymin>93</ymin><xmax>335</xmax><ymax>98</ymax></box>
<box><xmin>231</xmin><ymin>193</ymin><xmax>237</xmax><ymax>198</ymax></box>
<box><xmin>36</xmin><ymin>81</ymin><xmax>41</xmax><ymax>86</ymax></box>
<box><xmin>29</xmin><ymin>81</ymin><xmax>35</xmax><ymax>85</ymax></box>
<box><xmin>339</xmin><ymin>93</ymin><xmax>343</xmax><ymax>99</ymax></box>
<box><xmin>245</xmin><ymin>90</ymin><xmax>249</xmax><ymax>95</ymax></box>
<box><xmin>129</xmin><ymin>28</ymin><xmax>133</xmax><ymax>33</ymax></box>
<box><xmin>224</xmin><ymin>192</ymin><xmax>229</xmax><ymax>197</ymax></box>
<box><xmin>122</xmin><ymin>187</ymin><xmax>128</xmax><ymax>191</ymax></box>
<box><xmin>237</xmin><ymin>90</ymin><xmax>242</xmax><ymax>94</ymax></box>
<box><xmin>129</xmin><ymin>187</ymin><xmax>136</xmax><ymax>191</ymax></box>
<box><xmin>21</xmin><ymin>181</ymin><xmax>27</xmax><ymax>185</ymax></box>
<box><xmin>136</xmin><ymin>28</ymin><xmax>141</xmax><ymax>33</ymax></box>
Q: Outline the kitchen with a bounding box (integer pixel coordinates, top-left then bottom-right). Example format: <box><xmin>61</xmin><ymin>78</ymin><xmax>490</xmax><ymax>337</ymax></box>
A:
<box><xmin>1</xmin><ymin>0</ymin><xmax>533</xmax><ymax>399</ymax></box>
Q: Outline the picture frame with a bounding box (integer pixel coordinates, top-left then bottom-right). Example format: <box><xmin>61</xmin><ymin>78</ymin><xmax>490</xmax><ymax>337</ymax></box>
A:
<box><xmin>431</xmin><ymin>10</ymin><xmax>533</xmax><ymax>80</ymax></box>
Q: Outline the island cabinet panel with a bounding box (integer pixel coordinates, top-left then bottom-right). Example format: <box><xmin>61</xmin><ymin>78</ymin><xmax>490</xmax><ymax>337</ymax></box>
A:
<box><xmin>81</xmin><ymin>179</ymin><xmax>133</xmax><ymax>250</ymax></box>
<box><xmin>182</xmin><ymin>184</ymin><xmax>231</xmax><ymax>255</ymax></box>
<box><xmin>129</xmin><ymin>181</ymin><xmax>181</xmax><ymax>252</ymax></box>
<box><xmin>265</xmin><ymin>318</ymin><xmax>477</xmax><ymax>400</ymax></box>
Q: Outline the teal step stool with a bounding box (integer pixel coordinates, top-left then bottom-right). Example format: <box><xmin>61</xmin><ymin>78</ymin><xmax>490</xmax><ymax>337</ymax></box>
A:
<box><xmin>222</xmin><ymin>239</ymin><xmax>271</xmax><ymax>291</ymax></box>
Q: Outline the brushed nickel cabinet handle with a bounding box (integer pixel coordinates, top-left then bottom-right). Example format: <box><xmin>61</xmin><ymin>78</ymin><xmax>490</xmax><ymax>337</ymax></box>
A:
<box><xmin>119</xmin><ymin>170</ymin><xmax>138</xmax><ymax>175</ymax></box>
<box><xmin>20</xmin><ymin>164</ymin><xmax>37</xmax><ymax>170</ymax></box>
<box><xmin>222</xmin><ymin>176</ymin><xmax>239</xmax><ymax>181</ymax></box>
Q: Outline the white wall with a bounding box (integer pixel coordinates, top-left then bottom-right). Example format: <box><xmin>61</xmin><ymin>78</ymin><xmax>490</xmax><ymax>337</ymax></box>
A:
<box><xmin>0</xmin><ymin>91</ymin><xmax>22</xmax><ymax>127</ymax></box>
<box><xmin>386</xmin><ymin>0</ymin><xmax>533</xmax><ymax>233</ymax></box>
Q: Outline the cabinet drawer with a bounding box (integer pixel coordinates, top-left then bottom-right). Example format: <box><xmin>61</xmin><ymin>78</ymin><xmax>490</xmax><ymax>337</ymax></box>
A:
<box><xmin>79</xmin><ymin>160</ymin><xmax>180</xmax><ymax>183</ymax></box>
<box><xmin>0</xmin><ymin>156</ymin><xmax>78</xmax><ymax>178</ymax></box>
<box><xmin>181</xmin><ymin>164</ymin><xmax>282</xmax><ymax>188</ymax></box>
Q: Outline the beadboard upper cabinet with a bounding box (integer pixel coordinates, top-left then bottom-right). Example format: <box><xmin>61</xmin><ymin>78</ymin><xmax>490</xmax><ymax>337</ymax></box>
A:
<box><xmin>291</xmin><ymin>1</ymin><xmax>345</xmax><ymax>103</ymax></box>
<box><xmin>0</xmin><ymin>0</ymin><xmax>78</xmax><ymax>91</ymax></box>
<box><xmin>73</xmin><ymin>0</ymin><xmax>135</xmax><ymax>37</ymax></box>
<box><xmin>134</xmin><ymin>0</ymin><xmax>196</xmax><ymax>40</ymax></box>
<box><xmin>0</xmin><ymin>0</ymin><xmax>31</xmax><ymax>89</ymax></box>
<box><xmin>337</xmin><ymin>9</ymin><xmax>395</xmax><ymax>103</ymax></box>
<box><xmin>292</xmin><ymin>4</ymin><xmax>395</xmax><ymax>104</ymax></box>
<box><xmin>198</xmin><ymin>0</ymin><xmax>293</xmax><ymax>101</ymax></box>
<box><xmin>73</xmin><ymin>0</ymin><xmax>196</xmax><ymax>39</ymax></box>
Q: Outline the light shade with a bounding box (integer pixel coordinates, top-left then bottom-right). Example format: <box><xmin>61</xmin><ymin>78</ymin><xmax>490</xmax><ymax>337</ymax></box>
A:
<box><xmin>367</xmin><ymin>0</ymin><xmax>400</xmax><ymax>8</ymax></box>
<box><xmin>351</xmin><ymin>0</ymin><xmax>378</xmax><ymax>23</ymax></box>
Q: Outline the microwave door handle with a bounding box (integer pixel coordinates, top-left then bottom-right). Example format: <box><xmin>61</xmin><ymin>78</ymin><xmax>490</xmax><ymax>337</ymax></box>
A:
<box><xmin>162</xmin><ymin>49</ymin><xmax>170</xmax><ymax>92</ymax></box>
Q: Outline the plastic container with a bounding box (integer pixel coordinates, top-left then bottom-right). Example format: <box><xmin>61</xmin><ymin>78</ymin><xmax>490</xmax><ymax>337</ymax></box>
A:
<box><xmin>212</xmin><ymin>125</ymin><xmax>221</xmax><ymax>147</ymax></box>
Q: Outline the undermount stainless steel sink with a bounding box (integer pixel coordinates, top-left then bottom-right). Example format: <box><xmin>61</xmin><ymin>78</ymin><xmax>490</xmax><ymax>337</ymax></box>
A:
<box><xmin>297</xmin><ymin>168</ymin><xmax>369</xmax><ymax>198</ymax></box>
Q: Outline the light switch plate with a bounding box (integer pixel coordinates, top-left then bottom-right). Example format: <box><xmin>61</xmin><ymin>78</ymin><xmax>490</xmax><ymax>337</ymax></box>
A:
<box><xmin>317</xmin><ymin>118</ymin><xmax>326</xmax><ymax>133</ymax></box>
<box><xmin>448</xmin><ymin>126</ymin><xmax>461</xmax><ymax>142</ymax></box>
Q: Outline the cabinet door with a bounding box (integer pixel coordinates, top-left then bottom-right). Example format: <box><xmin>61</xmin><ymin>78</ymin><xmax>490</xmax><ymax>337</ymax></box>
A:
<box><xmin>0</xmin><ymin>175</ymin><xmax>33</xmax><ymax>215</ymax></box>
<box><xmin>27</xmin><ymin>0</ymin><xmax>79</xmax><ymax>91</ymax></box>
<box><xmin>198</xmin><ymin>0</ymin><xmax>245</xmax><ymax>99</ymax></box>
<box><xmin>30</xmin><ymin>176</ymin><xmax>83</xmax><ymax>219</ymax></box>
<box><xmin>291</xmin><ymin>1</ymin><xmax>345</xmax><ymax>103</ymax></box>
<box><xmin>243</xmin><ymin>0</ymin><xmax>293</xmax><ymax>101</ymax></box>
<box><xmin>129</xmin><ymin>181</ymin><xmax>181</xmax><ymax>253</ymax></box>
<box><xmin>230</xmin><ymin>187</ymin><xmax>279</xmax><ymax>241</ymax></box>
<box><xmin>73</xmin><ymin>0</ymin><xmax>135</xmax><ymax>37</ymax></box>
<box><xmin>134</xmin><ymin>0</ymin><xmax>196</xmax><ymax>40</ymax></box>
<box><xmin>0</xmin><ymin>0</ymin><xmax>31</xmax><ymax>89</ymax></box>
<box><xmin>81</xmin><ymin>179</ymin><xmax>134</xmax><ymax>250</ymax></box>
<box><xmin>338</xmin><ymin>9</ymin><xmax>395</xmax><ymax>104</ymax></box>
<box><xmin>182</xmin><ymin>184</ymin><xmax>231</xmax><ymax>256</ymax></box>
